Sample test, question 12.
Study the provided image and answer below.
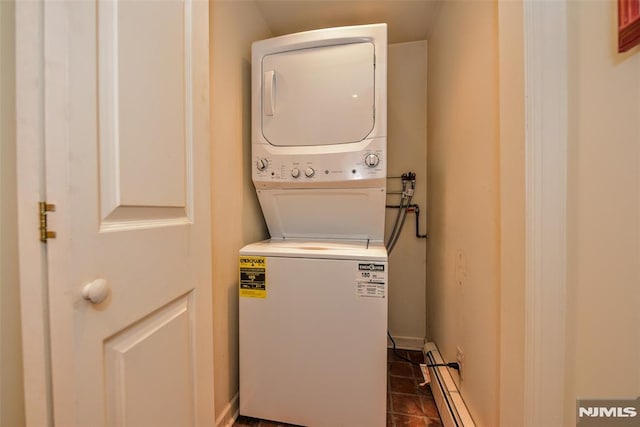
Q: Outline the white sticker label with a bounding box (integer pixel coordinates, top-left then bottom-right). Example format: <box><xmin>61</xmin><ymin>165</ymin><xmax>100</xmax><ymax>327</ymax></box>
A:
<box><xmin>356</xmin><ymin>263</ymin><xmax>386</xmax><ymax>298</ymax></box>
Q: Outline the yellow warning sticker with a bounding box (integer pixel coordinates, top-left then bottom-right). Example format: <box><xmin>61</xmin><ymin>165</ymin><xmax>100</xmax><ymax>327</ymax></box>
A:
<box><xmin>239</xmin><ymin>256</ymin><xmax>266</xmax><ymax>298</ymax></box>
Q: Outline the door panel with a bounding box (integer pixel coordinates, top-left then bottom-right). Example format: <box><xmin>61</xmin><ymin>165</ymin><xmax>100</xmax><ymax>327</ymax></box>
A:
<box><xmin>98</xmin><ymin>0</ymin><xmax>189</xmax><ymax>225</ymax></box>
<box><xmin>104</xmin><ymin>294</ymin><xmax>194</xmax><ymax>427</ymax></box>
<box><xmin>44</xmin><ymin>1</ymin><xmax>213</xmax><ymax>426</ymax></box>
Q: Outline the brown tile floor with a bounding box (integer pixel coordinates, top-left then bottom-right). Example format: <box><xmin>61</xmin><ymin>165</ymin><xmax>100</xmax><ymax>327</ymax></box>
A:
<box><xmin>387</xmin><ymin>348</ymin><xmax>442</xmax><ymax>427</ymax></box>
<box><xmin>233</xmin><ymin>349</ymin><xmax>443</xmax><ymax>427</ymax></box>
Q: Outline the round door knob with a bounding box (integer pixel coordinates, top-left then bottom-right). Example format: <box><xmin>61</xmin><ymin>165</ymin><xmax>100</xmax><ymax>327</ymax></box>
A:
<box><xmin>82</xmin><ymin>279</ymin><xmax>110</xmax><ymax>304</ymax></box>
<box><xmin>364</xmin><ymin>153</ymin><xmax>380</xmax><ymax>168</ymax></box>
<box><xmin>304</xmin><ymin>167</ymin><xmax>315</xmax><ymax>177</ymax></box>
<box><xmin>256</xmin><ymin>158</ymin><xmax>268</xmax><ymax>171</ymax></box>
<box><xmin>291</xmin><ymin>168</ymin><xmax>300</xmax><ymax>178</ymax></box>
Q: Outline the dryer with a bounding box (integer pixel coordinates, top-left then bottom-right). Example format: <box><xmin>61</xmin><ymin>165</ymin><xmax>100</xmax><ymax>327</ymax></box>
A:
<box><xmin>250</xmin><ymin>23</ymin><xmax>387</xmax><ymax>240</ymax></box>
<box><xmin>240</xmin><ymin>24</ymin><xmax>388</xmax><ymax>427</ymax></box>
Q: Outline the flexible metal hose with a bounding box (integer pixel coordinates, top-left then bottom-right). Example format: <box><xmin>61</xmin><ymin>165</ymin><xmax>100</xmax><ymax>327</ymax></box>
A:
<box><xmin>386</xmin><ymin>172</ymin><xmax>416</xmax><ymax>254</ymax></box>
<box><xmin>387</xmin><ymin>194</ymin><xmax>413</xmax><ymax>254</ymax></box>
<box><xmin>385</xmin><ymin>194</ymin><xmax>407</xmax><ymax>250</ymax></box>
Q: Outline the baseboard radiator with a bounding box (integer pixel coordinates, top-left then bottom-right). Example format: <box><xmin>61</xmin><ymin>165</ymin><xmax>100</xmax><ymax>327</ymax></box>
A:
<box><xmin>423</xmin><ymin>342</ymin><xmax>476</xmax><ymax>427</ymax></box>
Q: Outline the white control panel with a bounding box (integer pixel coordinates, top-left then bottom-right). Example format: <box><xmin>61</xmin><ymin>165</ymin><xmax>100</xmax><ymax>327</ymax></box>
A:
<box><xmin>252</xmin><ymin>138</ymin><xmax>386</xmax><ymax>188</ymax></box>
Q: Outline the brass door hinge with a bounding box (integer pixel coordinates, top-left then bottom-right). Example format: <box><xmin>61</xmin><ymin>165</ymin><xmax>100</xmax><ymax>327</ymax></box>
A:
<box><xmin>39</xmin><ymin>202</ymin><xmax>57</xmax><ymax>242</ymax></box>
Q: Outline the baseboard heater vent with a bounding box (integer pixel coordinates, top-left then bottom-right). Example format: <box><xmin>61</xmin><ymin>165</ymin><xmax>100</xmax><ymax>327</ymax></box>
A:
<box><xmin>423</xmin><ymin>342</ymin><xmax>476</xmax><ymax>427</ymax></box>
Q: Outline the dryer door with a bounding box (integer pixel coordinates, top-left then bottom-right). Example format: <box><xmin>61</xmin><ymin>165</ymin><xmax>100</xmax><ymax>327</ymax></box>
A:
<box><xmin>261</xmin><ymin>42</ymin><xmax>375</xmax><ymax>147</ymax></box>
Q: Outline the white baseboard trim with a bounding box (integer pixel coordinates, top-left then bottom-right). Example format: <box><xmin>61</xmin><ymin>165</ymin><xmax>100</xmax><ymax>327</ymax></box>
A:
<box><xmin>215</xmin><ymin>392</ymin><xmax>239</xmax><ymax>427</ymax></box>
<box><xmin>424</xmin><ymin>342</ymin><xmax>475</xmax><ymax>427</ymax></box>
<box><xmin>387</xmin><ymin>335</ymin><xmax>425</xmax><ymax>351</ymax></box>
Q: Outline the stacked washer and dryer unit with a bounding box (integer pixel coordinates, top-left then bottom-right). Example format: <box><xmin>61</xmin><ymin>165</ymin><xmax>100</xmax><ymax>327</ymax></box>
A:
<box><xmin>239</xmin><ymin>24</ymin><xmax>388</xmax><ymax>427</ymax></box>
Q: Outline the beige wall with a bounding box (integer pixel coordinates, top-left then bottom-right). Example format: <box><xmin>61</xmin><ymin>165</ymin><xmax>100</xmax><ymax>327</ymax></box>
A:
<box><xmin>386</xmin><ymin>41</ymin><xmax>428</xmax><ymax>347</ymax></box>
<box><xmin>210</xmin><ymin>1</ymin><xmax>271</xmax><ymax>424</ymax></box>
<box><xmin>565</xmin><ymin>1</ymin><xmax>640</xmax><ymax>424</ymax></box>
<box><xmin>0</xmin><ymin>1</ymin><xmax>26</xmax><ymax>425</ymax></box>
<box><xmin>426</xmin><ymin>1</ymin><xmax>500</xmax><ymax>426</ymax></box>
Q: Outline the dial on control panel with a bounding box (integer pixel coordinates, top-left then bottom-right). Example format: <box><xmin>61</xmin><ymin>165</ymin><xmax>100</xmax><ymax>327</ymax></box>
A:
<box><xmin>304</xmin><ymin>167</ymin><xmax>315</xmax><ymax>178</ymax></box>
<box><xmin>256</xmin><ymin>158</ymin><xmax>268</xmax><ymax>171</ymax></box>
<box><xmin>364</xmin><ymin>153</ymin><xmax>380</xmax><ymax>168</ymax></box>
<box><xmin>291</xmin><ymin>168</ymin><xmax>300</xmax><ymax>178</ymax></box>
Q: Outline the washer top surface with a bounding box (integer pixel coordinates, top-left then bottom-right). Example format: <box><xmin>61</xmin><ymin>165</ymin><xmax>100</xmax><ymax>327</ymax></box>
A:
<box><xmin>240</xmin><ymin>238</ymin><xmax>387</xmax><ymax>261</ymax></box>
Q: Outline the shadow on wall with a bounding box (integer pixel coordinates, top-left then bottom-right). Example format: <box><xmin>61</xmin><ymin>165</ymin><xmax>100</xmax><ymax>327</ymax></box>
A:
<box><xmin>241</xmin><ymin>56</ymin><xmax>269</xmax><ymax>243</ymax></box>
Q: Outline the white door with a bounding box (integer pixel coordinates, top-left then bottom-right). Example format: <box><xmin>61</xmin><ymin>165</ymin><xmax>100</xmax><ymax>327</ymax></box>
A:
<box><xmin>43</xmin><ymin>1</ymin><xmax>213</xmax><ymax>426</ymax></box>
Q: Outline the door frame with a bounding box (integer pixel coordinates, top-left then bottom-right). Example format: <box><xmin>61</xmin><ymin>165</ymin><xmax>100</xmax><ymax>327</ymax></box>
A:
<box><xmin>522</xmin><ymin>1</ymin><xmax>568</xmax><ymax>426</ymax></box>
<box><xmin>15</xmin><ymin>2</ymin><xmax>52</xmax><ymax>426</ymax></box>
<box><xmin>15</xmin><ymin>1</ymin><xmax>569</xmax><ymax>426</ymax></box>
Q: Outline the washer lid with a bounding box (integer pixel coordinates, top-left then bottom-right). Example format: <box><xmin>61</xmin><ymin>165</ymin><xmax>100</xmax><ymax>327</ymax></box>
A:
<box><xmin>240</xmin><ymin>239</ymin><xmax>387</xmax><ymax>261</ymax></box>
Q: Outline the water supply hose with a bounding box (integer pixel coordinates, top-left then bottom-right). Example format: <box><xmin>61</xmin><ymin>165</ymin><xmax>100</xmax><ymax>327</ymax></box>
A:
<box><xmin>386</xmin><ymin>172</ymin><xmax>416</xmax><ymax>254</ymax></box>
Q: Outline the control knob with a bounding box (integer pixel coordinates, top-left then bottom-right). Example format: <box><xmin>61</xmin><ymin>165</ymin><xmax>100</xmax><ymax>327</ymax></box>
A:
<box><xmin>256</xmin><ymin>158</ymin><xmax>268</xmax><ymax>171</ymax></box>
<box><xmin>304</xmin><ymin>167</ymin><xmax>315</xmax><ymax>178</ymax></box>
<box><xmin>364</xmin><ymin>153</ymin><xmax>380</xmax><ymax>168</ymax></box>
<box><xmin>291</xmin><ymin>168</ymin><xmax>300</xmax><ymax>178</ymax></box>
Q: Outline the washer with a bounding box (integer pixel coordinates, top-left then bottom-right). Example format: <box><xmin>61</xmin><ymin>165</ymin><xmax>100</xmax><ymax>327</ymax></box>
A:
<box><xmin>239</xmin><ymin>239</ymin><xmax>387</xmax><ymax>426</ymax></box>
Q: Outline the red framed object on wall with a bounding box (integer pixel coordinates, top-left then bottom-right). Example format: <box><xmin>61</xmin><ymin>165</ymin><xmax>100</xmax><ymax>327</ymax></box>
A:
<box><xmin>619</xmin><ymin>0</ymin><xmax>640</xmax><ymax>52</ymax></box>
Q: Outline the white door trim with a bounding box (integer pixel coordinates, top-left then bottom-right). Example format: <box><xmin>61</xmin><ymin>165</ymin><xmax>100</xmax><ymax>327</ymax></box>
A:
<box><xmin>15</xmin><ymin>1</ymin><xmax>53</xmax><ymax>426</ymax></box>
<box><xmin>523</xmin><ymin>1</ymin><xmax>568</xmax><ymax>425</ymax></box>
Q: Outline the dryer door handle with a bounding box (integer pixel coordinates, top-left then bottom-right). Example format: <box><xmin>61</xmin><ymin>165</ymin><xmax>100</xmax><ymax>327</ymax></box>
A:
<box><xmin>264</xmin><ymin>70</ymin><xmax>276</xmax><ymax>116</ymax></box>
